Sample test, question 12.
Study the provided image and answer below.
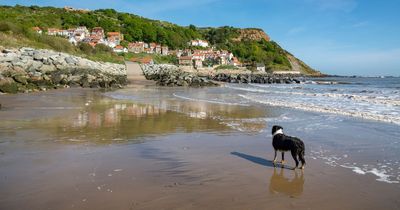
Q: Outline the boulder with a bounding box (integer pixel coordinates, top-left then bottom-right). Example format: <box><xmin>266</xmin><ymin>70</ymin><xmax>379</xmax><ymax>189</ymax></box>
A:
<box><xmin>0</xmin><ymin>77</ymin><xmax>18</xmax><ymax>93</ymax></box>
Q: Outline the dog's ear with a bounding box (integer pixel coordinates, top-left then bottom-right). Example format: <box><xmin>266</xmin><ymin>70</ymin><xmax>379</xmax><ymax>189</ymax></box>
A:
<box><xmin>272</xmin><ymin>125</ymin><xmax>283</xmax><ymax>135</ymax></box>
<box><xmin>272</xmin><ymin>125</ymin><xmax>280</xmax><ymax>135</ymax></box>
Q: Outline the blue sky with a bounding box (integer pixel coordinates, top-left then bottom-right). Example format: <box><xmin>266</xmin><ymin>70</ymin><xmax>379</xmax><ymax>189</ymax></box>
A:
<box><xmin>1</xmin><ymin>0</ymin><xmax>400</xmax><ymax>76</ymax></box>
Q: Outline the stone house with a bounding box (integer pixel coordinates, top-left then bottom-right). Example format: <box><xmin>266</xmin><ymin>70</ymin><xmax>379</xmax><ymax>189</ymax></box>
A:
<box><xmin>128</xmin><ymin>42</ymin><xmax>145</xmax><ymax>53</ymax></box>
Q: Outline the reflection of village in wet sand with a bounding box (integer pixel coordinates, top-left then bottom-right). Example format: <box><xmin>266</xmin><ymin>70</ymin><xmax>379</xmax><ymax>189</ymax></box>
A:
<box><xmin>58</xmin><ymin>94</ymin><xmax>268</xmax><ymax>143</ymax></box>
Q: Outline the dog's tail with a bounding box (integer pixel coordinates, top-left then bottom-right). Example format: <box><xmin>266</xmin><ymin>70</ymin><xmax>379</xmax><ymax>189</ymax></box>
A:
<box><xmin>298</xmin><ymin>141</ymin><xmax>306</xmax><ymax>166</ymax></box>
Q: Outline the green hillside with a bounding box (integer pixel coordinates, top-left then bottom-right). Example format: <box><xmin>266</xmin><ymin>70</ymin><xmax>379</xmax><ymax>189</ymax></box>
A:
<box><xmin>0</xmin><ymin>4</ymin><xmax>321</xmax><ymax>75</ymax></box>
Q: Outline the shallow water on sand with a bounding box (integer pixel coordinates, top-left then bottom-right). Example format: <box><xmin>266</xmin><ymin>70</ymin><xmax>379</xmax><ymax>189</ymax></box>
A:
<box><xmin>1</xmin><ymin>87</ymin><xmax>400</xmax><ymax>210</ymax></box>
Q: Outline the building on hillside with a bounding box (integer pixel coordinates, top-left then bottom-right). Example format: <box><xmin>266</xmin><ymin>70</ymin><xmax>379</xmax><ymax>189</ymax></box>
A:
<box><xmin>161</xmin><ymin>46</ymin><xmax>169</xmax><ymax>55</ymax></box>
<box><xmin>189</xmin><ymin>39</ymin><xmax>209</xmax><ymax>48</ymax></box>
<box><xmin>58</xmin><ymin>29</ymin><xmax>69</xmax><ymax>37</ymax></box>
<box><xmin>92</xmin><ymin>27</ymin><xmax>105</xmax><ymax>39</ymax></box>
<box><xmin>193</xmin><ymin>57</ymin><xmax>203</xmax><ymax>69</ymax></box>
<box><xmin>256</xmin><ymin>63</ymin><xmax>266</xmax><ymax>72</ymax></box>
<box><xmin>32</xmin><ymin>27</ymin><xmax>42</xmax><ymax>34</ymax></box>
<box><xmin>218</xmin><ymin>56</ymin><xmax>228</xmax><ymax>65</ymax></box>
<box><xmin>76</xmin><ymin>26</ymin><xmax>89</xmax><ymax>37</ymax></box>
<box><xmin>231</xmin><ymin>57</ymin><xmax>242</xmax><ymax>67</ymax></box>
<box><xmin>74</xmin><ymin>32</ymin><xmax>86</xmax><ymax>42</ymax></box>
<box><xmin>179</xmin><ymin>56</ymin><xmax>193</xmax><ymax>66</ymax></box>
<box><xmin>155</xmin><ymin>44</ymin><xmax>162</xmax><ymax>54</ymax></box>
<box><xmin>47</xmin><ymin>28</ymin><xmax>59</xmax><ymax>36</ymax></box>
<box><xmin>192</xmin><ymin>53</ymin><xmax>205</xmax><ymax>62</ymax></box>
<box><xmin>68</xmin><ymin>36</ymin><xmax>78</xmax><ymax>45</ymax></box>
<box><xmin>128</xmin><ymin>42</ymin><xmax>145</xmax><ymax>53</ymax></box>
<box><xmin>148</xmin><ymin>43</ymin><xmax>157</xmax><ymax>53</ymax></box>
<box><xmin>113</xmin><ymin>45</ymin><xmax>128</xmax><ymax>53</ymax></box>
<box><xmin>107</xmin><ymin>32</ymin><xmax>123</xmax><ymax>47</ymax></box>
<box><xmin>67</xmin><ymin>28</ymin><xmax>77</xmax><ymax>37</ymax></box>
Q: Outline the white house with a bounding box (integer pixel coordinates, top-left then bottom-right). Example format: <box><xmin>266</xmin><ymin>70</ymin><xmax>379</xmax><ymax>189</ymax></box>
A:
<box><xmin>68</xmin><ymin>37</ymin><xmax>78</xmax><ymax>45</ymax></box>
<box><xmin>113</xmin><ymin>45</ymin><xmax>128</xmax><ymax>53</ymax></box>
<box><xmin>256</xmin><ymin>63</ymin><xmax>266</xmax><ymax>72</ymax></box>
<box><xmin>189</xmin><ymin>39</ymin><xmax>209</xmax><ymax>48</ymax></box>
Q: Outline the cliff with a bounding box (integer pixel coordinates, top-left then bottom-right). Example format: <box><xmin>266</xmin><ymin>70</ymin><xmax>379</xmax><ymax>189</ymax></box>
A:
<box><xmin>232</xmin><ymin>28</ymin><xmax>270</xmax><ymax>42</ymax></box>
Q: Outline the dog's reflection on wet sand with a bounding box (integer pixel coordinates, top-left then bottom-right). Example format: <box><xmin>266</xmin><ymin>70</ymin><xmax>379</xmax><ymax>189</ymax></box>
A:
<box><xmin>269</xmin><ymin>167</ymin><xmax>304</xmax><ymax>197</ymax></box>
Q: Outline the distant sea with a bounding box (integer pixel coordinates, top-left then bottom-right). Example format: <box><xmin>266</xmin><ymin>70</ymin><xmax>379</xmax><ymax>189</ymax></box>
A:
<box><xmin>225</xmin><ymin>76</ymin><xmax>400</xmax><ymax>125</ymax></box>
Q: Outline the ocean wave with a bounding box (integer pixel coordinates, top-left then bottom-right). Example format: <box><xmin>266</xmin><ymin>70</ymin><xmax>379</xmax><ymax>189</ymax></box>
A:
<box><xmin>172</xmin><ymin>93</ymin><xmax>249</xmax><ymax>106</ymax></box>
<box><xmin>238</xmin><ymin>94</ymin><xmax>400</xmax><ymax>125</ymax></box>
<box><xmin>228</xmin><ymin>84</ymin><xmax>400</xmax><ymax>107</ymax></box>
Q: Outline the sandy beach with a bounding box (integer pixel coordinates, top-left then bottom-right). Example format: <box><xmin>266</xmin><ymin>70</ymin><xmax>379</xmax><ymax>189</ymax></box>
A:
<box><xmin>1</xmin><ymin>84</ymin><xmax>399</xmax><ymax>210</ymax></box>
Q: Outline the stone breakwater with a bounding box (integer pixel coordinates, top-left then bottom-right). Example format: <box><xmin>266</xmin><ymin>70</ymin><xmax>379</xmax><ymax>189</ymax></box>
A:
<box><xmin>0</xmin><ymin>47</ymin><xmax>127</xmax><ymax>93</ymax></box>
<box><xmin>141</xmin><ymin>64</ymin><xmax>218</xmax><ymax>87</ymax></box>
<box><xmin>209</xmin><ymin>73</ymin><xmax>302</xmax><ymax>84</ymax></box>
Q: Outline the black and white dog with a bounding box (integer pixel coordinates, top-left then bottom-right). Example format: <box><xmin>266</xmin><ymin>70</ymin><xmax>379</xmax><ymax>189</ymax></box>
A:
<box><xmin>271</xmin><ymin>125</ymin><xmax>306</xmax><ymax>170</ymax></box>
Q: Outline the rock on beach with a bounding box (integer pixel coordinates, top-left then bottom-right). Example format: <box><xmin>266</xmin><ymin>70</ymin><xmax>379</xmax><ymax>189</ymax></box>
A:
<box><xmin>0</xmin><ymin>47</ymin><xmax>127</xmax><ymax>93</ymax></box>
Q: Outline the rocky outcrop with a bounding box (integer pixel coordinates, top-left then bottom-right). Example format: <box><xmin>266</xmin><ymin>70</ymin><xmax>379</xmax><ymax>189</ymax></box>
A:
<box><xmin>210</xmin><ymin>73</ymin><xmax>303</xmax><ymax>84</ymax></box>
<box><xmin>232</xmin><ymin>28</ymin><xmax>270</xmax><ymax>42</ymax></box>
<box><xmin>141</xmin><ymin>64</ymin><xmax>218</xmax><ymax>87</ymax></box>
<box><xmin>0</xmin><ymin>47</ymin><xmax>127</xmax><ymax>93</ymax></box>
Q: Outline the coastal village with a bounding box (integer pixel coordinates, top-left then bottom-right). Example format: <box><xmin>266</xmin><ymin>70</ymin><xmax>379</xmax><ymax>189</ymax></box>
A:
<box><xmin>31</xmin><ymin>25</ymin><xmax>245</xmax><ymax>70</ymax></box>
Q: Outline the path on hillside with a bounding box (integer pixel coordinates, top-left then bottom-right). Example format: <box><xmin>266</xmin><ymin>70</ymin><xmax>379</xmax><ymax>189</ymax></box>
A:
<box><xmin>125</xmin><ymin>61</ymin><xmax>156</xmax><ymax>86</ymax></box>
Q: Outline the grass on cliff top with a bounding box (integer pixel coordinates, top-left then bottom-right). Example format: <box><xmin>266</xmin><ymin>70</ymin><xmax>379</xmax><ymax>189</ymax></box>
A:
<box><xmin>0</xmin><ymin>21</ymin><xmax>124</xmax><ymax>64</ymax></box>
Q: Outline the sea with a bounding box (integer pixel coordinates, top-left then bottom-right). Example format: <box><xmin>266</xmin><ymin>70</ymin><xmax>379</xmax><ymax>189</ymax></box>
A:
<box><xmin>107</xmin><ymin>76</ymin><xmax>400</xmax><ymax>184</ymax></box>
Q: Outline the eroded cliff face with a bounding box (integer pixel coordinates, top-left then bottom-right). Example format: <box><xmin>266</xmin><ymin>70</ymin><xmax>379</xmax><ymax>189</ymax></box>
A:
<box><xmin>232</xmin><ymin>28</ymin><xmax>271</xmax><ymax>42</ymax></box>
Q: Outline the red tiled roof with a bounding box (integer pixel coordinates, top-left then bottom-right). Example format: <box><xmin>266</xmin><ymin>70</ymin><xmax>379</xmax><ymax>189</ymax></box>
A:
<box><xmin>107</xmin><ymin>32</ymin><xmax>120</xmax><ymax>36</ymax></box>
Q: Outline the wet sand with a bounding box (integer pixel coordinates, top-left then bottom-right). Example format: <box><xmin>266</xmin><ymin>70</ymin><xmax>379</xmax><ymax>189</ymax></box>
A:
<box><xmin>1</xmin><ymin>88</ymin><xmax>400</xmax><ymax>210</ymax></box>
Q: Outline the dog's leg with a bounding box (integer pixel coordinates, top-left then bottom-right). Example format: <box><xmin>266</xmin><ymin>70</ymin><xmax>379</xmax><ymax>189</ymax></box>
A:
<box><xmin>291</xmin><ymin>150</ymin><xmax>299</xmax><ymax>170</ymax></box>
<box><xmin>273</xmin><ymin>150</ymin><xmax>277</xmax><ymax>167</ymax></box>
<box><xmin>299</xmin><ymin>150</ymin><xmax>306</xmax><ymax>169</ymax></box>
<box><xmin>281</xmin><ymin>152</ymin><xmax>285</xmax><ymax>165</ymax></box>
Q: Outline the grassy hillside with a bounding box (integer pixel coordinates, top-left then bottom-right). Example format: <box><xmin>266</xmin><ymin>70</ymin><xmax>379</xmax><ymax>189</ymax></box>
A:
<box><xmin>0</xmin><ymin>5</ymin><xmax>321</xmax><ymax>74</ymax></box>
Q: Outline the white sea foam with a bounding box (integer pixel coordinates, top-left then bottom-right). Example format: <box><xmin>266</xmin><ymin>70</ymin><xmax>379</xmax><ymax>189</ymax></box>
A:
<box><xmin>238</xmin><ymin>94</ymin><xmax>400</xmax><ymax>125</ymax></box>
<box><xmin>311</xmin><ymin>149</ymin><xmax>400</xmax><ymax>184</ymax></box>
<box><xmin>173</xmin><ymin>93</ymin><xmax>248</xmax><ymax>106</ymax></box>
<box><xmin>340</xmin><ymin>165</ymin><xmax>399</xmax><ymax>184</ymax></box>
<box><xmin>234</xmin><ymin>84</ymin><xmax>400</xmax><ymax>107</ymax></box>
